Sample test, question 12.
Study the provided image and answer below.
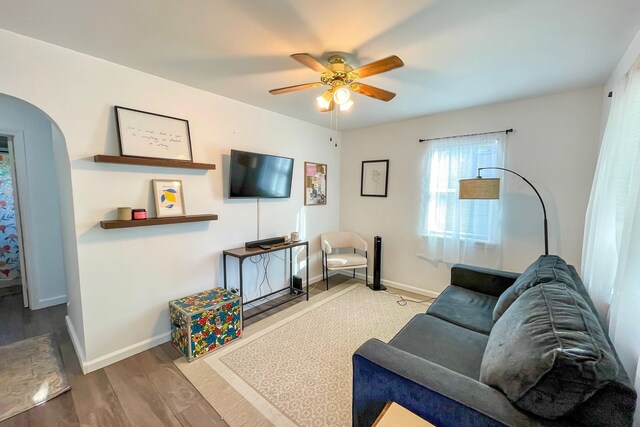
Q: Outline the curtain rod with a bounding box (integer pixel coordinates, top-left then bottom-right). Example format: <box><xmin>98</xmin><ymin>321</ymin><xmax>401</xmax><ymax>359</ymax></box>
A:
<box><xmin>418</xmin><ymin>128</ymin><xmax>513</xmax><ymax>143</ymax></box>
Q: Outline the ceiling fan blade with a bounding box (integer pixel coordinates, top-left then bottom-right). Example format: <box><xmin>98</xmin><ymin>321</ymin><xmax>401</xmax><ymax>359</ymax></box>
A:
<box><xmin>353</xmin><ymin>55</ymin><xmax>404</xmax><ymax>78</ymax></box>
<box><xmin>291</xmin><ymin>53</ymin><xmax>331</xmax><ymax>73</ymax></box>
<box><xmin>320</xmin><ymin>100</ymin><xmax>335</xmax><ymax>112</ymax></box>
<box><xmin>353</xmin><ymin>83</ymin><xmax>396</xmax><ymax>102</ymax></box>
<box><xmin>269</xmin><ymin>82</ymin><xmax>323</xmax><ymax>95</ymax></box>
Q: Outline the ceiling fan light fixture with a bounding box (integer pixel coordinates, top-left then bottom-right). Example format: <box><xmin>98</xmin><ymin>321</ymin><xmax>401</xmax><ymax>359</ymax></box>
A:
<box><xmin>270</xmin><ymin>53</ymin><xmax>403</xmax><ymax>113</ymax></box>
<box><xmin>316</xmin><ymin>90</ymin><xmax>333</xmax><ymax>109</ymax></box>
<box><xmin>339</xmin><ymin>99</ymin><xmax>354</xmax><ymax>111</ymax></box>
<box><xmin>333</xmin><ymin>87</ymin><xmax>351</xmax><ymax>105</ymax></box>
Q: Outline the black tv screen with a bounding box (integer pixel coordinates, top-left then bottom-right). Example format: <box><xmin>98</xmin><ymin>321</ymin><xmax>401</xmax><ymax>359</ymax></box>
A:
<box><xmin>229</xmin><ymin>150</ymin><xmax>294</xmax><ymax>198</ymax></box>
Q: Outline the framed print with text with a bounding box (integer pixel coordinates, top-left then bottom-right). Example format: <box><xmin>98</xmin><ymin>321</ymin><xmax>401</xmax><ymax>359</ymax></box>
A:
<box><xmin>115</xmin><ymin>106</ymin><xmax>193</xmax><ymax>162</ymax></box>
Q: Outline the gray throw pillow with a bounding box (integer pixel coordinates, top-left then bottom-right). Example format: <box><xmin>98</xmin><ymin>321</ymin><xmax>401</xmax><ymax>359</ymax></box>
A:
<box><xmin>480</xmin><ymin>282</ymin><xmax>618</xmax><ymax>419</ymax></box>
<box><xmin>492</xmin><ymin>255</ymin><xmax>575</xmax><ymax>321</ymax></box>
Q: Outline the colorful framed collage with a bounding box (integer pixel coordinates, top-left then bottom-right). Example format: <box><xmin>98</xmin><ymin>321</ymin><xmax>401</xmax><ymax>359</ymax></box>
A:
<box><xmin>304</xmin><ymin>162</ymin><xmax>327</xmax><ymax>206</ymax></box>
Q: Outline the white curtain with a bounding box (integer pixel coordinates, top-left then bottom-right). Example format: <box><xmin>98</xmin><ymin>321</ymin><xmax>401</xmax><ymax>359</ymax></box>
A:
<box><xmin>582</xmin><ymin>56</ymin><xmax>640</xmax><ymax>415</ymax></box>
<box><xmin>418</xmin><ymin>132</ymin><xmax>505</xmax><ymax>267</ymax></box>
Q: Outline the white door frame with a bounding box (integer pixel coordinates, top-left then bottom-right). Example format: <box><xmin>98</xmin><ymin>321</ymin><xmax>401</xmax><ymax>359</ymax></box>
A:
<box><xmin>0</xmin><ymin>128</ymin><xmax>32</xmax><ymax>308</ymax></box>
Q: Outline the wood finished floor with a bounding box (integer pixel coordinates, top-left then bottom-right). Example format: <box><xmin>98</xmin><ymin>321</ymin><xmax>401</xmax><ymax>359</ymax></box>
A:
<box><xmin>0</xmin><ymin>275</ymin><xmax>349</xmax><ymax>426</ymax></box>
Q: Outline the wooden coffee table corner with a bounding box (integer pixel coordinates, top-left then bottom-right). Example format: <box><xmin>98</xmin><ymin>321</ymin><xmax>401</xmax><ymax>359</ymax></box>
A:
<box><xmin>373</xmin><ymin>401</ymin><xmax>436</xmax><ymax>427</ymax></box>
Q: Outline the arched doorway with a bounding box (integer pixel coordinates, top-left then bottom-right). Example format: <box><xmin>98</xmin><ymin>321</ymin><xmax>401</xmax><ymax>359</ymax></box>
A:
<box><xmin>0</xmin><ymin>94</ymin><xmax>78</xmax><ymax>313</ymax></box>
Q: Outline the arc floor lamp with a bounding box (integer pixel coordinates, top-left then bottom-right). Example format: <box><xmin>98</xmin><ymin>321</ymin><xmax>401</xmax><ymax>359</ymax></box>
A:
<box><xmin>459</xmin><ymin>167</ymin><xmax>549</xmax><ymax>255</ymax></box>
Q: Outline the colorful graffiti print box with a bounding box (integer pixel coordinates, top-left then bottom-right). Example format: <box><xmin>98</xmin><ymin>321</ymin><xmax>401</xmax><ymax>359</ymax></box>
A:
<box><xmin>170</xmin><ymin>288</ymin><xmax>242</xmax><ymax>361</ymax></box>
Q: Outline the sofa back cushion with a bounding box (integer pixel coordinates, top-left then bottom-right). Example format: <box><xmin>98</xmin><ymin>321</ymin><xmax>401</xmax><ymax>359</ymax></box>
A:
<box><xmin>480</xmin><ymin>281</ymin><xmax>618</xmax><ymax>419</ymax></box>
<box><xmin>493</xmin><ymin>255</ymin><xmax>575</xmax><ymax>321</ymax></box>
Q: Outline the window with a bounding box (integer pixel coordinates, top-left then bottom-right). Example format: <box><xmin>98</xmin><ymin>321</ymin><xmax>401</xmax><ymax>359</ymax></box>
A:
<box><xmin>418</xmin><ymin>132</ymin><xmax>505</xmax><ymax>266</ymax></box>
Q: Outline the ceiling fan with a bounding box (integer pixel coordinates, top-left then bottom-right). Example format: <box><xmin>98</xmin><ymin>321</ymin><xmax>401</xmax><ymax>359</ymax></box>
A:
<box><xmin>269</xmin><ymin>53</ymin><xmax>404</xmax><ymax>112</ymax></box>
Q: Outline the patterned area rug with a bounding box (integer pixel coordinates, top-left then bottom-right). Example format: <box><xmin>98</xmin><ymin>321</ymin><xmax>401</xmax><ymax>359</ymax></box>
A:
<box><xmin>0</xmin><ymin>333</ymin><xmax>70</xmax><ymax>422</ymax></box>
<box><xmin>176</xmin><ymin>282</ymin><xmax>428</xmax><ymax>427</ymax></box>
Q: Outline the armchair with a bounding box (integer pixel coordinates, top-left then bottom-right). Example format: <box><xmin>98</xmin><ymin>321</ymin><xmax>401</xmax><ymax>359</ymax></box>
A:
<box><xmin>320</xmin><ymin>232</ymin><xmax>368</xmax><ymax>290</ymax></box>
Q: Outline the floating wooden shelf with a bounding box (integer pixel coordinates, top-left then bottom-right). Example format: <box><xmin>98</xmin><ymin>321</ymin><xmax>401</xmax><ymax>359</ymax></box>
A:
<box><xmin>94</xmin><ymin>155</ymin><xmax>216</xmax><ymax>170</ymax></box>
<box><xmin>100</xmin><ymin>214</ymin><xmax>218</xmax><ymax>229</ymax></box>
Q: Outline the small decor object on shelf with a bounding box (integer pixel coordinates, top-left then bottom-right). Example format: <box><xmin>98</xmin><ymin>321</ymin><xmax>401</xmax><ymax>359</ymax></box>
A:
<box><xmin>361</xmin><ymin>159</ymin><xmax>389</xmax><ymax>197</ymax></box>
<box><xmin>170</xmin><ymin>288</ymin><xmax>242</xmax><ymax>362</ymax></box>
<box><xmin>115</xmin><ymin>106</ymin><xmax>193</xmax><ymax>162</ymax></box>
<box><xmin>304</xmin><ymin>161</ymin><xmax>327</xmax><ymax>205</ymax></box>
<box><xmin>291</xmin><ymin>231</ymin><xmax>300</xmax><ymax>242</ymax></box>
<box><xmin>117</xmin><ymin>207</ymin><xmax>133</xmax><ymax>221</ymax></box>
<box><xmin>152</xmin><ymin>179</ymin><xmax>186</xmax><ymax>217</ymax></box>
<box><xmin>131</xmin><ymin>209</ymin><xmax>147</xmax><ymax>220</ymax></box>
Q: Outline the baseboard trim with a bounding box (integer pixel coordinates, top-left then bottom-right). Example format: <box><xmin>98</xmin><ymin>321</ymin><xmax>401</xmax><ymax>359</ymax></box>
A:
<box><xmin>338</xmin><ymin>271</ymin><xmax>441</xmax><ymax>298</ymax></box>
<box><xmin>37</xmin><ymin>294</ymin><xmax>67</xmax><ymax>309</ymax></box>
<box><xmin>65</xmin><ymin>315</ymin><xmax>87</xmax><ymax>373</ymax></box>
<box><xmin>81</xmin><ymin>331</ymin><xmax>172</xmax><ymax>374</ymax></box>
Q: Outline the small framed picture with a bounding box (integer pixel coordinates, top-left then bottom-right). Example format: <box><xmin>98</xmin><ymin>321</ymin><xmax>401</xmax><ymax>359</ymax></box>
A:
<box><xmin>361</xmin><ymin>160</ymin><xmax>389</xmax><ymax>197</ymax></box>
<box><xmin>304</xmin><ymin>162</ymin><xmax>327</xmax><ymax>205</ymax></box>
<box><xmin>115</xmin><ymin>106</ymin><xmax>193</xmax><ymax>162</ymax></box>
<box><xmin>152</xmin><ymin>179</ymin><xmax>186</xmax><ymax>217</ymax></box>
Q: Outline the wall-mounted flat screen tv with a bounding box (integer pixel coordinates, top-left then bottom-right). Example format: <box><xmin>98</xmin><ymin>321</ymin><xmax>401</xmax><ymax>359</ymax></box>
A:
<box><xmin>229</xmin><ymin>149</ymin><xmax>294</xmax><ymax>198</ymax></box>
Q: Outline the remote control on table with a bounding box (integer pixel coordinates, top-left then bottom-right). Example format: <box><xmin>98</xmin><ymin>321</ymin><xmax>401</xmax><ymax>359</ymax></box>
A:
<box><xmin>259</xmin><ymin>244</ymin><xmax>271</xmax><ymax>250</ymax></box>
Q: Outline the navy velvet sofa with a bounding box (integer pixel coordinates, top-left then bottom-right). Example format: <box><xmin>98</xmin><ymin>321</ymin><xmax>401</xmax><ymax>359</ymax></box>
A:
<box><xmin>352</xmin><ymin>264</ymin><xmax>637</xmax><ymax>426</ymax></box>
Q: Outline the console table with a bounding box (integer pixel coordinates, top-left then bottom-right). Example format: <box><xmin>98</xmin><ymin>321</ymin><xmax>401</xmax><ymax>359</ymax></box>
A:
<box><xmin>223</xmin><ymin>241</ymin><xmax>309</xmax><ymax>326</ymax></box>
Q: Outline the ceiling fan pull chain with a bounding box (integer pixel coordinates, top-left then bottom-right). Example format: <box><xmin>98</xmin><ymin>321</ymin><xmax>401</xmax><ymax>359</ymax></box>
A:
<box><xmin>330</xmin><ymin>105</ymin><xmax>334</xmax><ymax>131</ymax></box>
<box><xmin>336</xmin><ymin>109</ymin><xmax>339</xmax><ymax>146</ymax></box>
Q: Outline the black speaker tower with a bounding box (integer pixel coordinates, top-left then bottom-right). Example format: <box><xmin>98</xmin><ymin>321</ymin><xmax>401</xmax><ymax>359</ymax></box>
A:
<box><xmin>371</xmin><ymin>235</ymin><xmax>386</xmax><ymax>291</ymax></box>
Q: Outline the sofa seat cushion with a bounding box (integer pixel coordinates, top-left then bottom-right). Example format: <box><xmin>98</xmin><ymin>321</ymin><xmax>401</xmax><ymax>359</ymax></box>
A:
<box><xmin>493</xmin><ymin>255</ymin><xmax>575</xmax><ymax>320</ymax></box>
<box><xmin>389</xmin><ymin>314</ymin><xmax>488</xmax><ymax>380</ymax></box>
<box><xmin>426</xmin><ymin>285</ymin><xmax>497</xmax><ymax>335</ymax></box>
<box><xmin>480</xmin><ymin>281</ymin><xmax>618</xmax><ymax>419</ymax></box>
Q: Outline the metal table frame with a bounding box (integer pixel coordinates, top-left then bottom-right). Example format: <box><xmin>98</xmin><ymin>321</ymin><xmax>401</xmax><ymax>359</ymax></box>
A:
<box><xmin>223</xmin><ymin>241</ymin><xmax>309</xmax><ymax>327</ymax></box>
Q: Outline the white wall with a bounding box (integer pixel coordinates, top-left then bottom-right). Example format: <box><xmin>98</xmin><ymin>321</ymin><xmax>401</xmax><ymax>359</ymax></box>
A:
<box><xmin>51</xmin><ymin>123</ymin><xmax>85</xmax><ymax>350</ymax></box>
<box><xmin>605</xmin><ymin>28</ymin><xmax>640</xmax><ymax>97</ymax></box>
<box><xmin>340</xmin><ymin>87</ymin><xmax>603</xmax><ymax>295</ymax></box>
<box><xmin>0</xmin><ymin>28</ymin><xmax>340</xmax><ymax>372</ymax></box>
<box><xmin>0</xmin><ymin>95</ymin><xmax>67</xmax><ymax>308</ymax></box>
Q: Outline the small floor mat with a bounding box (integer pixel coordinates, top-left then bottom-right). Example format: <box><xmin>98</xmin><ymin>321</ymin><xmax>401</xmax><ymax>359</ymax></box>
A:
<box><xmin>0</xmin><ymin>333</ymin><xmax>70</xmax><ymax>422</ymax></box>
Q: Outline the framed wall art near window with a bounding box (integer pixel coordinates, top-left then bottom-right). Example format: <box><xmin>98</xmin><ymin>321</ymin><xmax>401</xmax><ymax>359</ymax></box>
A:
<box><xmin>304</xmin><ymin>162</ymin><xmax>327</xmax><ymax>205</ymax></box>
<box><xmin>115</xmin><ymin>106</ymin><xmax>193</xmax><ymax>162</ymax></box>
<box><xmin>152</xmin><ymin>179</ymin><xmax>186</xmax><ymax>217</ymax></box>
<box><xmin>361</xmin><ymin>160</ymin><xmax>389</xmax><ymax>197</ymax></box>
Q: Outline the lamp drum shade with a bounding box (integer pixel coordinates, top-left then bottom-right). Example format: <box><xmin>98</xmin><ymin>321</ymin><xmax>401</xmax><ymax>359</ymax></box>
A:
<box><xmin>459</xmin><ymin>178</ymin><xmax>500</xmax><ymax>199</ymax></box>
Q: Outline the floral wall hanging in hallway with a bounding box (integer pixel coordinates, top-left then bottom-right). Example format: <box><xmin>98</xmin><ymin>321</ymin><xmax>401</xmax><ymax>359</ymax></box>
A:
<box><xmin>0</xmin><ymin>153</ymin><xmax>21</xmax><ymax>281</ymax></box>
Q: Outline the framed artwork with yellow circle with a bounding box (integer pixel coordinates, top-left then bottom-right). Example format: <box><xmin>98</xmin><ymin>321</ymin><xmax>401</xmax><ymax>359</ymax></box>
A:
<box><xmin>152</xmin><ymin>179</ymin><xmax>186</xmax><ymax>217</ymax></box>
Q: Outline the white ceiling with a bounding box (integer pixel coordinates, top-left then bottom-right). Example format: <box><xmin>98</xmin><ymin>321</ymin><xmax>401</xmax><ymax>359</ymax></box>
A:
<box><xmin>0</xmin><ymin>0</ymin><xmax>639</xmax><ymax>130</ymax></box>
